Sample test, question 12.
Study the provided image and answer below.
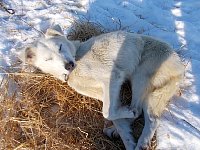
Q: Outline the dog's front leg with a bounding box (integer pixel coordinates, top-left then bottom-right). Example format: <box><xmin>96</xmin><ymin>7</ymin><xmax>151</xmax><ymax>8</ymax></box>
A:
<box><xmin>113</xmin><ymin>119</ymin><xmax>136</xmax><ymax>150</ymax></box>
<box><xmin>103</xmin><ymin>119</ymin><xmax>136</xmax><ymax>150</ymax></box>
<box><xmin>102</xmin><ymin>78</ymin><xmax>136</xmax><ymax>120</ymax></box>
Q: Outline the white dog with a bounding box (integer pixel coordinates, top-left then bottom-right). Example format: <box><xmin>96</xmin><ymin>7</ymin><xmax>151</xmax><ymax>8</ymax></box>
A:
<box><xmin>18</xmin><ymin>25</ymin><xmax>184</xmax><ymax>150</ymax></box>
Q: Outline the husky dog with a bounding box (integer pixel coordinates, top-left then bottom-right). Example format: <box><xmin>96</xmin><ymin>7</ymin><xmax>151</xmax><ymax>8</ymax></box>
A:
<box><xmin>18</xmin><ymin>25</ymin><xmax>184</xmax><ymax>150</ymax></box>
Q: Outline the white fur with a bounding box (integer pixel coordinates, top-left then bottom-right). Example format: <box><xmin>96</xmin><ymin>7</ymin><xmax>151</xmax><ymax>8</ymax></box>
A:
<box><xmin>18</xmin><ymin>25</ymin><xmax>184</xmax><ymax>150</ymax></box>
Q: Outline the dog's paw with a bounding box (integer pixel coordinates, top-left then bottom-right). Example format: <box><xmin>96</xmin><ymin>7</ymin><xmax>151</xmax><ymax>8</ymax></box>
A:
<box><xmin>103</xmin><ymin>125</ymin><xmax>120</xmax><ymax>139</ymax></box>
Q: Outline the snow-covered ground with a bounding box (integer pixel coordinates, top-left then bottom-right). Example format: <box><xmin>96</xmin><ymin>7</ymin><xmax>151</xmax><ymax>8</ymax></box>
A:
<box><xmin>1</xmin><ymin>0</ymin><xmax>200</xmax><ymax>149</ymax></box>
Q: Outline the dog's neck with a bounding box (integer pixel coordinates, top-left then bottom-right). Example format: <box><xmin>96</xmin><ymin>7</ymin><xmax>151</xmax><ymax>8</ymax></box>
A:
<box><xmin>73</xmin><ymin>38</ymin><xmax>95</xmax><ymax>61</ymax></box>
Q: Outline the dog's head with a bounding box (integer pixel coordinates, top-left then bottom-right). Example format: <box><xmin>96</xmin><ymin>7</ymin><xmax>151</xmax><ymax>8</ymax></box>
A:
<box><xmin>17</xmin><ymin>25</ymin><xmax>77</xmax><ymax>82</ymax></box>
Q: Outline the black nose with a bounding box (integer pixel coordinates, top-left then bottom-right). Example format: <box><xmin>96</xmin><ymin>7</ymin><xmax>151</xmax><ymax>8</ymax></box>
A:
<box><xmin>64</xmin><ymin>61</ymin><xmax>75</xmax><ymax>70</ymax></box>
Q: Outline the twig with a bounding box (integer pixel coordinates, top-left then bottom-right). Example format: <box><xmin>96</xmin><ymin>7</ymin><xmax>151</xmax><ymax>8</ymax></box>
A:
<box><xmin>181</xmin><ymin>119</ymin><xmax>200</xmax><ymax>135</ymax></box>
<box><xmin>0</xmin><ymin>1</ymin><xmax>15</xmax><ymax>14</ymax></box>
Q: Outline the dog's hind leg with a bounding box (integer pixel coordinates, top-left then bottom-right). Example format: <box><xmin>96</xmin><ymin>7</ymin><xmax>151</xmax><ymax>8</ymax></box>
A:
<box><xmin>135</xmin><ymin>103</ymin><xmax>160</xmax><ymax>150</ymax></box>
<box><xmin>135</xmin><ymin>77</ymin><xmax>181</xmax><ymax>150</ymax></box>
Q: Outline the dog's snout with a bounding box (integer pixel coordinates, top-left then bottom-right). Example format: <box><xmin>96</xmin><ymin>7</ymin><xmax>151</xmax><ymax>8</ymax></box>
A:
<box><xmin>69</xmin><ymin>61</ymin><xmax>75</xmax><ymax>67</ymax></box>
<box><xmin>64</xmin><ymin>61</ymin><xmax>75</xmax><ymax>71</ymax></box>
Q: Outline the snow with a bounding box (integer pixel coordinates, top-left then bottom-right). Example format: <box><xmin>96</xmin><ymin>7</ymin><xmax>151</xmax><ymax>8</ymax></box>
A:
<box><xmin>1</xmin><ymin>0</ymin><xmax>200</xmax><ymax>149</ymax></box>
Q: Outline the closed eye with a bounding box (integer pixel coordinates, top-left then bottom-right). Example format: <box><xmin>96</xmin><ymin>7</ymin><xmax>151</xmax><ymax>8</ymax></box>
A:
<box><xmin>45</xmin><ymin>57</ymin><xmax>53</xmax><ymax>61</ymax></box>
<box><xmin>59</xmin><ymin>44</ymin><xmax>62</xmax><ymax>52</ymax></box>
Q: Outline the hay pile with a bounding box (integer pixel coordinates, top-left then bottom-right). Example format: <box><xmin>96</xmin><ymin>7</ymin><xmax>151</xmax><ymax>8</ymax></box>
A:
<box><xmin>0</xmin><ymin>21</ymin><xmax>156</xmax><ymax>150</ymax></box>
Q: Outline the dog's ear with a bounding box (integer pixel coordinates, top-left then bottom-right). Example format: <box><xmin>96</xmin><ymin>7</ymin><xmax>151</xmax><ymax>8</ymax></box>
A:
<box><xmin>46</xmin><ymin>24</ymin><xmax>64</xmax><ymax>36</ymax></box>
<box><xmin>16</xmin><ymin>47</ymin><xmax>36</xmax><ymax>64</ymax></box>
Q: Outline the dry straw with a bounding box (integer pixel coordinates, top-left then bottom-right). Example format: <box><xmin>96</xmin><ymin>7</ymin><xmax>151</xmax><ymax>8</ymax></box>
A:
<box><xmin>0</xmin><ymin>21</ymin><xmax>156</xmax><ymax>150</ymax></box>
